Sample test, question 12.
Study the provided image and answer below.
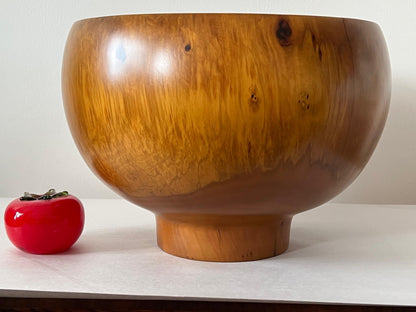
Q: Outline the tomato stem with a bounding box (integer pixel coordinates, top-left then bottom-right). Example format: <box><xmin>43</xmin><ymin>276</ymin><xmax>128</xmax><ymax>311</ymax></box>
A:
<box><xmin>20</xmin><ymin>189</ymin><xmax>69</xmax><ymax>201</ymax></box>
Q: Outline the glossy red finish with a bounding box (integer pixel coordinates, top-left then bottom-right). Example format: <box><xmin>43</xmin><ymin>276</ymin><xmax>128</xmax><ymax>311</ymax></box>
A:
<box><xmin>4</xmin><ymin>195</ymin><xmax>84</xmax><ymax>254</ymax></box>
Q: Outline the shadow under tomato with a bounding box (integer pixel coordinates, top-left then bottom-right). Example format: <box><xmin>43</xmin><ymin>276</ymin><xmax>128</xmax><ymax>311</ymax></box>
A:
<box><xmin>63</xmin><ymin>226</ymin><xmax>157</xmax><ymax>255</ymax></box>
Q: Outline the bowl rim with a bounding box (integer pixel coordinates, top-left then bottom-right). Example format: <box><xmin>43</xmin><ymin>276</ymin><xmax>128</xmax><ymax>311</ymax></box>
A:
<box><xmin>72</xmin><ymin>13</ymin><xmax>379</xmax><ymax>27</ymax></box>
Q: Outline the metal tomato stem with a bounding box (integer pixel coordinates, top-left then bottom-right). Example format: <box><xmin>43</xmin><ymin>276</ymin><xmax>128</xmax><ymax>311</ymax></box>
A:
<box><xmin>20</xmin><ymin>189</ymin><xmax>69</xmax><ymax>201</ymax></box>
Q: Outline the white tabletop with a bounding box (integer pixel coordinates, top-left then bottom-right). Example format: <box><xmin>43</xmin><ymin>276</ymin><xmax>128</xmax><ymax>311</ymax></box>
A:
<box><xmin>0</xmin><ymin>198</ymin><xmax>415</xmax><ymax>306</ymax></box>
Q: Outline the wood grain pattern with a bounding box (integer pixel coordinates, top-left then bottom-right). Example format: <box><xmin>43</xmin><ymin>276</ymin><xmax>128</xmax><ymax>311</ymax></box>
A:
<box><xmin>62</xmin><ymin>14</ymin><xmax>390</xmax><ymax>261</ymax></box>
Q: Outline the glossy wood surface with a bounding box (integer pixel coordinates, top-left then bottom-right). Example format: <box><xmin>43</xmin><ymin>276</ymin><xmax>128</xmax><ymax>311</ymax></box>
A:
<box><xmin>62</xmin><ymin>14</ymin><xmax>390</xmax><ymax>261</ymax></box>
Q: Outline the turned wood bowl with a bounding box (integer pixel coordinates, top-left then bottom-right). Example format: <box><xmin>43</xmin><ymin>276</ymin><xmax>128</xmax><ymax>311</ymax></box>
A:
<box><xmin>62</xmin><ymin>14</ymin><xmax>390</xmax><ymax>261</ymax></box>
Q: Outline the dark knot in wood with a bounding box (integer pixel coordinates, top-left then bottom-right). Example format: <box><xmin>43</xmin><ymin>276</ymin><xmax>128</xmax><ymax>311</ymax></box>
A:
<box><xmin>276</xmin><ymin>19</ymin><xmax>292</xmax><ymax>46</ymax></box>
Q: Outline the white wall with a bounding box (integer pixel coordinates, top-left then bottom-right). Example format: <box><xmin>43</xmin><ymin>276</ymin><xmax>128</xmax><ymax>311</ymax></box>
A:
<box><xmin>1</xmin><ymin>0</ymin><xmax>415</xmax><ymax>203</ymax></box>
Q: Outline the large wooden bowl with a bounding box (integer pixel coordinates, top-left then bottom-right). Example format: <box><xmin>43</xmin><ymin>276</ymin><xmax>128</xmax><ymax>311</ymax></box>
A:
<box><xmin>62</xmin><ymin>14</ymin><xmax>390</xmax><ymax>261</ymax></box>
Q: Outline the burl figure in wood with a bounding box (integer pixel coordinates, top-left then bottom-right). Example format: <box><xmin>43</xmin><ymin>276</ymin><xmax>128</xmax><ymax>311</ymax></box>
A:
<box><xmin>62</xmin><ymin>14</ymin><xmax>390</xmax><ymax>261</ymax></box>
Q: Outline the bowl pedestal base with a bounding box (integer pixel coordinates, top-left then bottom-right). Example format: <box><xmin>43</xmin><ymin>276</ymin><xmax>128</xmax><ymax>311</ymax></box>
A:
<box><xmin>156</xmin><ymin>214</ymin><xmax>292</xmax><ymax>262</ymax></box>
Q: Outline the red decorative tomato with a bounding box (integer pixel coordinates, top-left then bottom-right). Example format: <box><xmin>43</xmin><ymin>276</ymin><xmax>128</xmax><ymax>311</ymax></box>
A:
<box><xmin>4</xmin><ymin>189</ymin><xmax>84</xmax><ymax>254</ymax></box>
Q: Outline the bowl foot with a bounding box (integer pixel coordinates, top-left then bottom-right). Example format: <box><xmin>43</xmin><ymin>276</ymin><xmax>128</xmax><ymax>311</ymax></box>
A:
<box><xmin>156</xmin><ymin>214</ymin><xmax>292</xmax><ymax>262</ymax></box>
